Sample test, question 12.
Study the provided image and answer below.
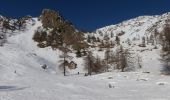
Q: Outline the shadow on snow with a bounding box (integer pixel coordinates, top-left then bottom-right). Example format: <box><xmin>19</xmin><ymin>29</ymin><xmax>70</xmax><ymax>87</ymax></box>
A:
<box><xmin>0</xmin><ymin>86</ymin><xmax>28</xmax><ymax>91</ymax></box>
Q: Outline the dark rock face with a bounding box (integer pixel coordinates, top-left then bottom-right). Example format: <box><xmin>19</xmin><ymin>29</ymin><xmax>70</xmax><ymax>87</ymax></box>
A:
<box><xmin>41</xmin><ymin>9</ymin><xmax>64</xmax><ymax>29</ymax></box>
<box><xmin>33</xmin><ymin>9</ymin><xmax>86</xmax><ymax>50</ymax></box>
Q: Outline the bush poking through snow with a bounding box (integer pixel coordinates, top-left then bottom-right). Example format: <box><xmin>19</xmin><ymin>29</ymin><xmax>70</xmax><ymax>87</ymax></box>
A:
<box><xmin>142</xmin><ymin>71</ymin><xmax>150</xmax><ymax>74</ymax></box>
<box><xmin>108</xmin><ymin>76</ymin><xmax>113</xmax><ymax>79</ymax></box>
<box><xmin>156</xmin><ymin>82</ymin><xmax>167</xmax><ymax>86</ymax></box>
<box><xmin>108</xmin><ymin>82</ymin><xmax>115</xmax><ymax>88</ymax></box>
<box><xmin>41</xmin><ymin>64</ymin><xmax>47</xmax><ymax>70</ymax></box>
<box><xmin>136</xmin><ymin>78</ymin><xmax>148</xmax><ymax>81</ymax></box>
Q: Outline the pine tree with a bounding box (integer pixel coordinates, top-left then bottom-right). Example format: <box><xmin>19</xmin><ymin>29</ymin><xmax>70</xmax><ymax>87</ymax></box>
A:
<box><xmin>76</xmin><ymin>49</ymin><xmax>82</xmax><ymax>57</ymax></box>
<box><xmin>87</xmin><ymin>35</ymin><xmax>91</xmax><ymax>43</ymax></box>
<box><xmin>105</xmin><ymin>48</ymin><xmax>111</xmax><ymax>71</ymax></box>
<box><xmin>111</xmin><ymin>32</ymin><xmax>114</xmax><ymax>38</ymax></box>
<box><xmin>2</xmin><ymin>19</ymin><xmax>10</xmax><ymax>33</ymax></box>
<box><xmin>115</xmin><ymin>36</ymin><xmax>120</xmax><ymax>45</ymax></box>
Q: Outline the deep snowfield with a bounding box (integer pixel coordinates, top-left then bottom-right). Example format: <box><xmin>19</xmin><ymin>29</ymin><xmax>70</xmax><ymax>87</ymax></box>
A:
<box><xmin>0</xmin><ymin>17</ymin><xmax>170</xmax><ymax>100</ymax></box>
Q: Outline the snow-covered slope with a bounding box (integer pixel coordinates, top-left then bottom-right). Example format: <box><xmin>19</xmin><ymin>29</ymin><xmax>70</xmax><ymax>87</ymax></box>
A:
<box><xmin>94</xmin><ymin>12</ymin><xmax>170</xmax><ymax>40</ymax></box>
<box><xmin>0</xmin><ymin>12</ymin><xmax>170</xmax><ymax>100</ymax></box>
<box><xmin>86</xmin><ymin>13</ymin><xmax>170</xmax><ymax>74</ymax></box>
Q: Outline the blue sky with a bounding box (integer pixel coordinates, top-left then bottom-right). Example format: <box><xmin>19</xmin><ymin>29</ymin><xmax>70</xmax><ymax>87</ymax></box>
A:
<box><xmin>1</xmin><ymin>0</ymin><xmax>170</xmax><ymax>31</ymax></box>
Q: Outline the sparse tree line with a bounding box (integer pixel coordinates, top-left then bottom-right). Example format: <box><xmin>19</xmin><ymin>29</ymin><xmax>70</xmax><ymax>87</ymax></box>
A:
<box><xmin>86</xmin><ymin>34</ymin><xmax>120</xmax><ymax>50</ymax></box>
<box><xmin>145</xmin><ymin>20</ymin><xmax>170</xmax><ymax>75</ymax></box>
<box><xmin>0</xmin><ymin>16</ymin><xmax>31</xmax><ymax>46</ymax></box>
<box><xmin>0</xmin><ymin>16</ymin><xmax>31</xmax><ymax>33</ymax></box>
<box><xmin>159</xmin><ymin>22</ymin><xmax>170</xmax><ymax>74</ymax></box>
<box><xmin>79</xmin><ymin>45</ymin><xmax>142</xmax><ymax>76</ymax></box>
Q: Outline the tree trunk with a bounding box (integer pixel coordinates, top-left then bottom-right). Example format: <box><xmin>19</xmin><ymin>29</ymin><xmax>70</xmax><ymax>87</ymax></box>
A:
<box><xmin>64</xmin><ymin>56</ymin><xmax>66</xmax><ymax>76</ymax></box>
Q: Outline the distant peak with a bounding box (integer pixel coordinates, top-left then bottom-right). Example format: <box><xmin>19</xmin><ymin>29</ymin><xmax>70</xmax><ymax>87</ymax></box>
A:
<box><xmin>42</xmin><ymin>9</ymin><xmax>59</xmax><ymax>15</ymax></box>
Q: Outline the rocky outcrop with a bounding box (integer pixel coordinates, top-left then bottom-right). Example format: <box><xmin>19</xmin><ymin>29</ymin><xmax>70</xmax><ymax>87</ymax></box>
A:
<box><xmin>33</xmin><ymin>9</ymin><xmax>86</xmax><ymax>50</ymax></box>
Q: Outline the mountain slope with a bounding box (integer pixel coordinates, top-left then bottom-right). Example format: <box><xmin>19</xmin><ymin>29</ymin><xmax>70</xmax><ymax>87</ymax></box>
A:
<box><xmin>86</xmin><ymin>13</ymin><xmax>170</xmax><ymax>74</ymax></box>
<box><xmin>95</xmin><ymin>12</ymin><xmax>170</xmax><ymax>39</ymax></box>
<box><xmin>0</xmin><ymin>11</ymin><xmax>170</xmax><ymax>100</ymax></box>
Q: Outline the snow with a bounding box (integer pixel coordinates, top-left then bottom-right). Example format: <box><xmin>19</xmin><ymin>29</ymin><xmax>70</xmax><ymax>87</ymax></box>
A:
<box><xmin>0</xmin><ymin>13</ymin><xmax>170</xmax><ymax>100</ymax></box>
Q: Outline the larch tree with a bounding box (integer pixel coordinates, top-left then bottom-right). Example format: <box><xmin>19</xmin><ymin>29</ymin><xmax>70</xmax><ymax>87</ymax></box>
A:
<box><xmin>84</xmin><ymin>51</ymin><xmax>95</xmax><ymax>76</ymax></box>
<box><xmin>59</xmin><ymin>44</ymin><xmax>72</xmax><ymax>76</ymax></box>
